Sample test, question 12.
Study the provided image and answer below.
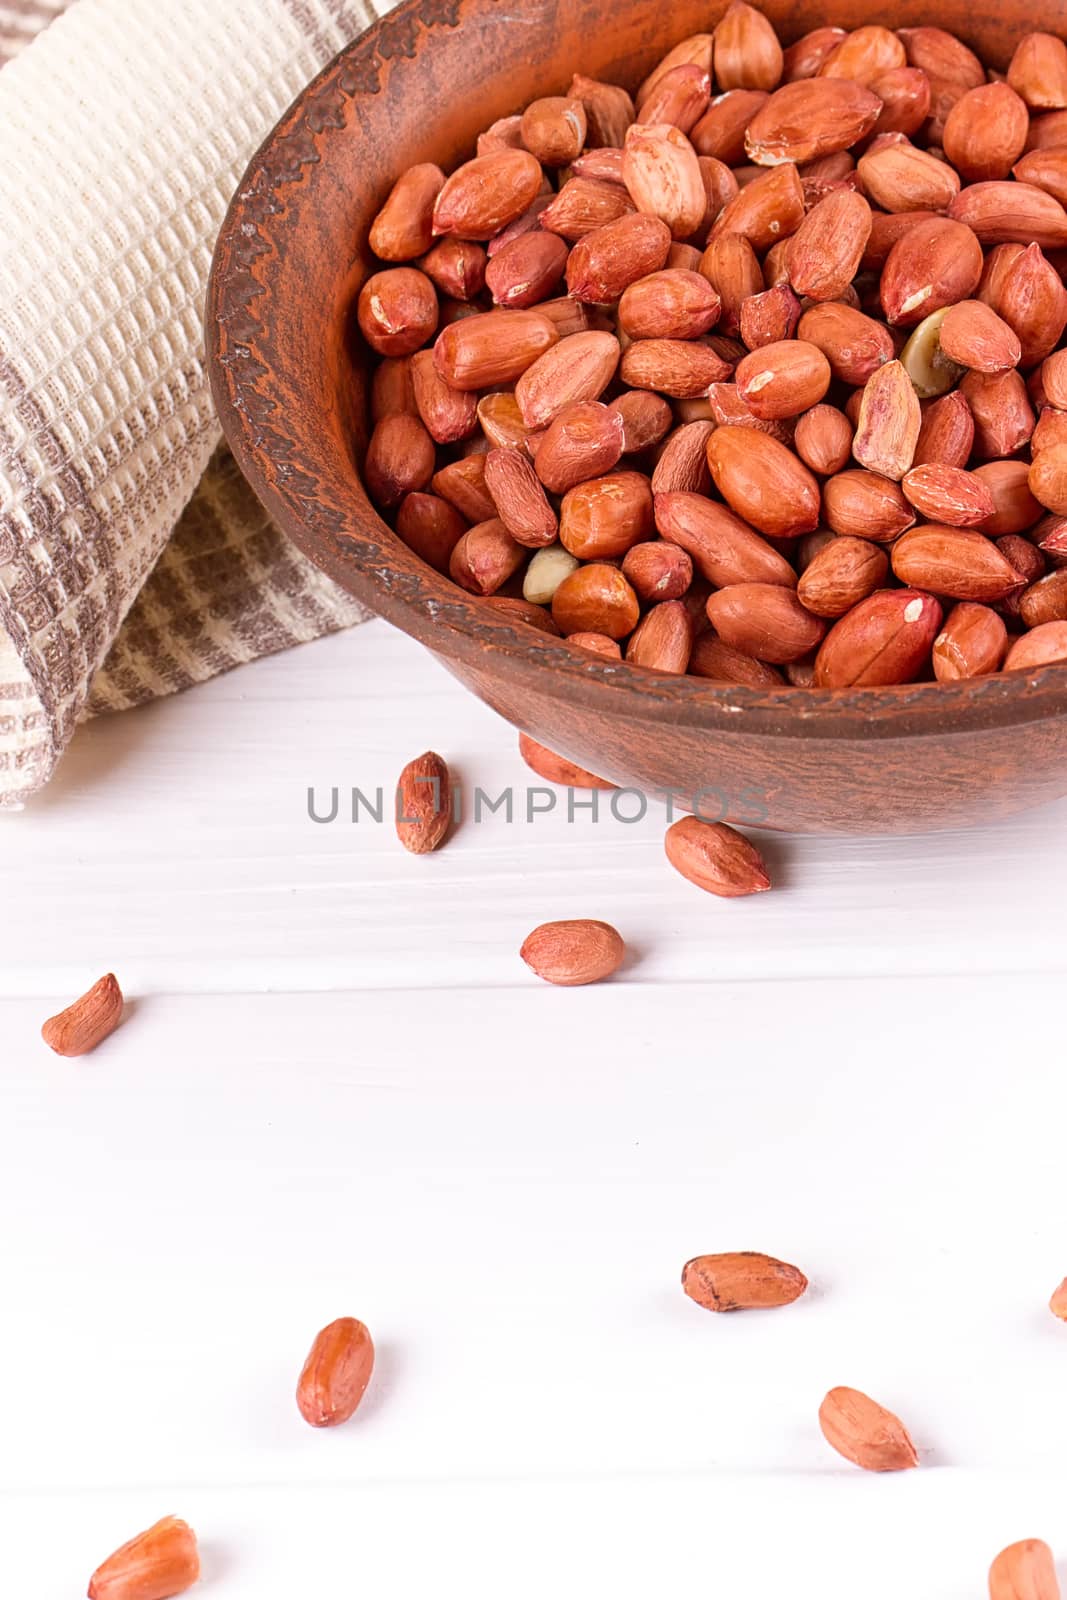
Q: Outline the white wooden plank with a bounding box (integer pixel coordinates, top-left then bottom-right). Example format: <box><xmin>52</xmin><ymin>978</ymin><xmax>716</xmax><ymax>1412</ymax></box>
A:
<box><xmin>1</xmin><ymin>622</ymin><xmax>1064</xmax><ymax>993</ymax></box>
<box><xmin>3</xmin><ymin>982</ymin><xmax>1066</xmax><ymax>1511</ymax></box>
<box><xmin>7</xmin><ymin>1474</ymin><xmax>1067</xmax><ymax>1600</ymax></box>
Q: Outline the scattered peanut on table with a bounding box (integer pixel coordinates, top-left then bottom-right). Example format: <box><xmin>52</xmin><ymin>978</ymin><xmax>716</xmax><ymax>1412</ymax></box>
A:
<box><xmin>296</xmin><ymin>1317</ymin><xmax>376</xmax><ymax>1428</ymax></box>
<box><xmin>520</xmin><ymin>917</ymin><xmax>627</xmax><ymax>984</ymax></box>
<box><xmin>395</xmin><ymin>750</ymin><xmax>454</xmax><ymax>853</ymax></box>
<box><xmin>41</xmin><ymin>973</ymin><xmax>124</xmax><ymax>1057</ymax></box>
<box><xmin>989</xmin><ymin>1538</ymin><xmax>1061</xmax><ymax>1600</ymax></box>
<box><xmin>87</xmin><ymin>1516</ymin><xmax>200</xmax><ymax>1600</ymax></box>
<box><xmin>818</xmin><ymin>1384</ymin><xmax>920</xmax><ymax>1472</ymax></box>
<box><xmin>682</xmin><ymin>1250</ymin><xmax>808</xmax><ymax>1310</ymax></box>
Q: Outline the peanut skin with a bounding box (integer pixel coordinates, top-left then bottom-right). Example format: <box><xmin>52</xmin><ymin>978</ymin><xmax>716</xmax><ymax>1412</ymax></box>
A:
<box><xmin>297</xmin><ymin>1318</ymin><xmax>375</xmax><ymax>1428</ymax></box>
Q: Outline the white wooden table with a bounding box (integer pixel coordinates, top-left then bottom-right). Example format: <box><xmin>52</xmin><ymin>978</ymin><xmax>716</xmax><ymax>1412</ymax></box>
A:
<box><xmin>3</xmin><ymin>618</ymin><xmax>1066</xmax><ymax>1597</ymax></box>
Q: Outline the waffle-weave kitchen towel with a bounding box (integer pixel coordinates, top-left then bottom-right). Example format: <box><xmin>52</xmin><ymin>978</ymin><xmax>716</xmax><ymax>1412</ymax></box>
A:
<box><xmin>0</xmin><ymin>0</ymin><xmax>389</xmax><ymax>808</ymax></box>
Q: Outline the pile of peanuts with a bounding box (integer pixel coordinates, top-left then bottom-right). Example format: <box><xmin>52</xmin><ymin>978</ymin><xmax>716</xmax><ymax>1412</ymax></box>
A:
<box><xmin>359</xmin><ymin>9</ymin><xmax>1067</xmax><ymax>690</ymax></box>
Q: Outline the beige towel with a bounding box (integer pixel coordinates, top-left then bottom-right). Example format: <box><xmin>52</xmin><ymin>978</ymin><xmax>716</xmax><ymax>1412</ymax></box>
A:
<box><xmin>0</xmin><ymin>0</ymin><xmax>386</xmax><ymax>808</ymax></box>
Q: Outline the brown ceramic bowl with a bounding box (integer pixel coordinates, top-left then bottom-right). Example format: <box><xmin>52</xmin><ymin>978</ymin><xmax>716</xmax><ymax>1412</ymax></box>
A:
<box><xmin>207</xmin><ymin>0</ymin><xmax>1067</xmax><ymax>834</ymax></box>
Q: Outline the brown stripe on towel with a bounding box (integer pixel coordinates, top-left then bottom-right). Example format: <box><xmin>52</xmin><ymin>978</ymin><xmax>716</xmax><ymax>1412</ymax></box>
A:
<box><xmin>0</xmin><ymin>0</ymin><xmax>373</xmax><ymax>807</ymax></box>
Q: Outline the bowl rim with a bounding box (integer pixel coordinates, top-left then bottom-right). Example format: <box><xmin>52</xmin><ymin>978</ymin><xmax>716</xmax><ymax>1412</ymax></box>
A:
<box><xmin>205</xmin><ymin>0</ymin><xmax>1067</xmax><ymax>745</ymax></box>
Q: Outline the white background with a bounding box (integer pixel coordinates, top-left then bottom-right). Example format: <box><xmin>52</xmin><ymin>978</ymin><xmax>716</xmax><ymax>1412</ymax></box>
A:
<box><xmin>2</xmin><ymin>619</ymin><xmax>1065</xmax><ymax>1597</ymax></box>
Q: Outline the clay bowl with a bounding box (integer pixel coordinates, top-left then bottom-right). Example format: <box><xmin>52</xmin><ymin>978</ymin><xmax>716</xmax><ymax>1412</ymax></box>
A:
<box><xmin>207</xmin><ymin>0</ymin><xmax>1067</xmax><ymax>835</ymax></box>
